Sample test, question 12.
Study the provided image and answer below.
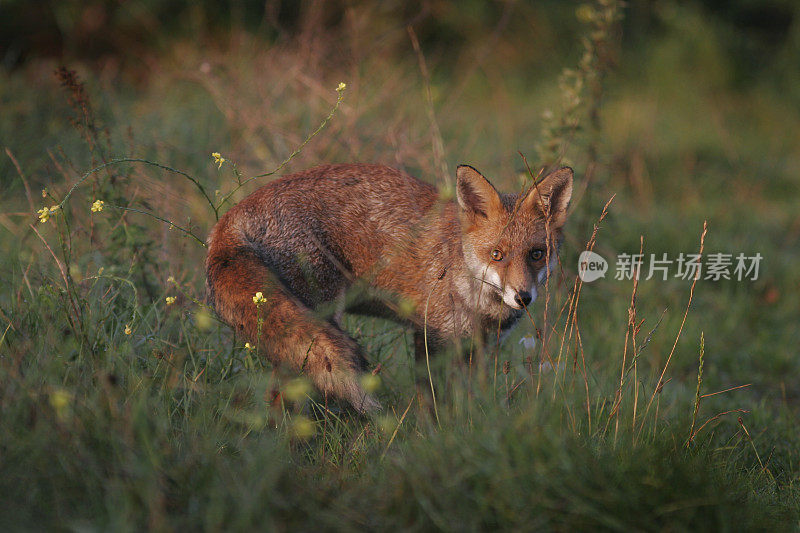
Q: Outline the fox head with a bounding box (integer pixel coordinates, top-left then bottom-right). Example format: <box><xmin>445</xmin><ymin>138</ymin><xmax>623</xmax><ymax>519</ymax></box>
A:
<box><xmin>456</xmin><ymin>164</ymin><xmax>573</xmax><ymax>312</ymax></box>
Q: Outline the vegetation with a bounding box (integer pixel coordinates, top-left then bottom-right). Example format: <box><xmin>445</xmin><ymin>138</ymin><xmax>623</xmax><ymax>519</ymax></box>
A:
<box><xmin>1</xmin><ymin>0</ymin><xmax>798</xmax><ymax>529</ymax></box>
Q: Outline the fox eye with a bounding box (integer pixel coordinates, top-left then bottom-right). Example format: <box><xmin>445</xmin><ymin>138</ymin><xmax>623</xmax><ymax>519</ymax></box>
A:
<box><xmin>529</xmin><ymin>249</ymin><xmax>545</xmax><ymax>262</ymax></box>
<box><xmin>490</xmin><ymin>249</ymin><xmax>504</xmax><ymax>261</ymax></box>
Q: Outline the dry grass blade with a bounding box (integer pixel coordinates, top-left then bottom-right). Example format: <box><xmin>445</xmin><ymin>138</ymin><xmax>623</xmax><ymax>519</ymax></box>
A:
<box><xmin>687</xmin><ymin>332</ymin><xmax>705</xmax><ymax>446</ymax></box>
<box><xmin>638</xmin><ymin>221</ymin><xmax>708</xmax><ymax>437</ymax></box>
<box><xmin>407</xmin><ymin>26</ymin><xmax>449</xmax><ymax>187</ymax></box>
<box><xmin>611</xmin><ymin>235</ymin><xmax>643</xmax><ymax>444</ymax></box>
<box><xmin>738</xmin><ymin>417</ymin><xmax>774</xmax><ymax>480</ymax></box>
<box><xmin>6</xmin><ymin>148</ymin><xmax>35</xmax><ymax>214</ymax></box>
<box><xmin>380</xmin><ymin>395</ymin><xmax>416</xmax><ymax>461</ymax></box>
<box><xmin>554</xmin><ymin>194</ymin><xmax>616</xmax><ymax>425</ymax></box>
<box><xmin>29</xmin><ymin>224</ymin><xmax>68</xmax><ymax>289</ymax></box>
<box><xmin>700</xmin><ymin>384</ymin><xmax>751</xmax><ymax>399</ymax></box>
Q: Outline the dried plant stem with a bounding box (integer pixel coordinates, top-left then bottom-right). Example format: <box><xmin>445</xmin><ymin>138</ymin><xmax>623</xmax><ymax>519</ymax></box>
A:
<box><xmin>613</xmin><ymin>235</ymin><xmax>642</xmax><ymax>445</ymax></box>
<box><xmin>381</xmin><ymin>395</ymin><xmax>416</xmax><ymax>461</ymax></box>
<box><xmin>408</xmin><ymin>26</ymin><xmax>450</xmax><ymax>188</ymax></box>
<box><xmin>106</xmin><ymin>204</ymin><xmax>206</xmax><ymax>247</ymax></box>
<box><xmin>29</xmin><ymin>224</ymin><xmax>83</xmax><ymax>344</ymax></box>
<box><xmin>61</xmin><ymin>158</ymin><xmax>215</xmax><ymax>216</ymax></box>
<box><xmin>638</xmin><ymin>221</ymin><xmax>708</xmax><ymax>438</ymax></box>
<box><xmin>5</xmin><ymin>148</ymin><xmax>35</xmax><ymax>214</ymax></box>
<box><xmin>59</xmin><ymin>88</ymin><xmax>345</xmax><ymax>240</ymax></box>
<box><xmin>701</xmin><ymin>383</ymin><xmax>751</xmax><ymax>399</ymax></box>
<box><xmin>687</xmin><ymin>332</ymin><xmax>705</xmax><ymax>446</ymax></box>
<box><xmin>738</xmin><ymin>417</ymin><xmax>773</xmax><ymax>480</ymax></box>
<box><xmin>553</xmin><ymin>195</ymin><xmax>615</xmax><ymax>409</ymax></box>
<box><xmin>222</xmin><ymin>88</ymin><xmax>346</xmax><ymax>203</ymax></box>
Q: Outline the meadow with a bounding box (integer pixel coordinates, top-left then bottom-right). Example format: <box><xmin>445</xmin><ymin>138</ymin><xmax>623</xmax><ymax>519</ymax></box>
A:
<box><xmin>1</xmin><ymin>1</ymin><xmax>798</xmax><ymax>530</ymax></box>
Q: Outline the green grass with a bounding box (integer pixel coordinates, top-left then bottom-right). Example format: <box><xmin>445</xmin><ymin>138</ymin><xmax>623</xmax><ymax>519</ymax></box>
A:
<box><xmin>1</xmin><ymin>1</ymin><xmax>799</xmax><ymax>530</ymax></box>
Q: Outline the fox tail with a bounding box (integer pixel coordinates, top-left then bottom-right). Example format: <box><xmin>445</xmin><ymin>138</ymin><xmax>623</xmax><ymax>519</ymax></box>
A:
<box><xmin>205</xmin><ymin>225</ymin><xmax>380</xmax><ymax>413</ymax></box>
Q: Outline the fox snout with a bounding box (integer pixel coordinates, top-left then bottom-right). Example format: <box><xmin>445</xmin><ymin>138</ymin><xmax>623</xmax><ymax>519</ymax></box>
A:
<box><xmin>501</xmin><ymin>284</ymin><xmax>536</xmax><ymax>310</ymax></box>
<box><xmin>514</xmin><ymin>290</ymin><xmax>533</xmax><ymax>308</ymax></box>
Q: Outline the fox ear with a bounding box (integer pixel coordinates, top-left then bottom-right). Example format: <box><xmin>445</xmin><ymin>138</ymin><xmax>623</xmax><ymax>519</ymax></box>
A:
<box><xmin>523</xmin><ymin>167</ymin><xmax>573</xmax><ymax>227</ymax></box>
<box><xmin>456</xmin><ymin>165</ymin><xmax>503</xmax><ymax>220</ymax></box>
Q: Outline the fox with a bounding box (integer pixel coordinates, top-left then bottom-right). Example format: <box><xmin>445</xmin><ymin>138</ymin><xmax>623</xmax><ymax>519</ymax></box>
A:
<box><xmin>205</xmin><ymin>163</ymin><xmax>573</xmax><ymax>413</ymax></box>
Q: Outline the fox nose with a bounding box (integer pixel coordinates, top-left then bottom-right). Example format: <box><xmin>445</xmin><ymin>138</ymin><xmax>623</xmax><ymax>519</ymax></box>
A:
<box><xmin>514</xmin><ymin>291</ymin><xmax>532</xmax><ymax>308</ymax></box>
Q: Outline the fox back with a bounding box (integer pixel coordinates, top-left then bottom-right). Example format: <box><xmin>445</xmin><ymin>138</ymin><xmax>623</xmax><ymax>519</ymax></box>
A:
<box><xmin>205</xmin><ymin>163</ymin><xmax>573</xmax><ymax>412</ymax></box>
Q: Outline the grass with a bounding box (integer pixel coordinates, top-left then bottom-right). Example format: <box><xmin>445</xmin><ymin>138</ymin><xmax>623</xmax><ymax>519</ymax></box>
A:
<box><xmin>1</xmin><ymin>1</ymin><xmax>799</xmax><ymax>530</ymax></box>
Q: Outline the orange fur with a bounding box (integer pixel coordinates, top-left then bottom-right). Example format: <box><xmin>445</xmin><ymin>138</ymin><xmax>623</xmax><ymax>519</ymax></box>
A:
<box><xmin>205</xmin><ymin>163</ymin><xmax>573</xmax><ymax>412</ymax></box>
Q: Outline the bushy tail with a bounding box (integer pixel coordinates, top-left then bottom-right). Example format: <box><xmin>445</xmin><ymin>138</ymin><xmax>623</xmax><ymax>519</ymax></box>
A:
<box><xmin>205</xmin><ymin>226</ymin><xmax>380</xmax><ymax>413</ymax></box>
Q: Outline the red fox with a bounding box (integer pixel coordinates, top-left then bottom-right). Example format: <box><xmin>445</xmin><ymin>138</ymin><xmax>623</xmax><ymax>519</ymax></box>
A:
<box><xmin>205</xmin><ymin>163</ymin><xmax>573</xmax><ymax>412</ymax></box>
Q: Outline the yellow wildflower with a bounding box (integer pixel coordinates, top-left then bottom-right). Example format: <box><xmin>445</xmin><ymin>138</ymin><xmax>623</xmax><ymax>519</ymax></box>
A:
<box><xmin>211</xmin><ymin>152</ymin><xmax>226</xmax><ymax>169</ymax></box>
<box><xmin>252</xmin><ymin>291</ymin><xmax>267</xmax><ymax>305</ymax></box>
<box><xmin>124</xmin><ymin>324</ymin><xmax>132</xmax><ymax>335</ymax></box>
<box><xmin>244</xmin><ymin>342</ymin><xmax>254</xmax><ymax>351</ymax></box>
<box><xmin>69</xmin><ymin>264</ymin><xmax>81</xmax><ymax>282</ymax></box>
<box><xmin>576</xmin><ymin>4</ymin><xmax>595</xmax><ymax>24</ymax></box>
<box><xmin>41</xmin><ymin>188</ymin><xmax>47</xmax><ymax>198</ymax></box>
<box><xmin>165</xmin><ymin>296</ymin><xmax>176</xmax><ymax>305</ymax></box>
<box><xmin>290</xmin><ymin>415</ymin><xmax>316</xmax><ymax>440</ymax></box>
<box><xmin>360</xmin><ymin>374</ymin><xmax>381</xmax><ymax>394</ymax></box>
<box><xmin>438</xmin><ymin>184</ymin><xmax>455</xmax><ymax>202</ymax></box>
<box><xmin>49</xmin><ymin>389</ymin><xmax>71</xmax><ymax>410</ymax></box>
<box><xmin>91</xmin><ymin>200</ymin><xmax>105</xmax><ymax>213</ymax></box>
<box><xmin>49</xmin><ymin>388</ymin><xmax>73</xmax><ymax>421</ymax></box>
<box><xmin>377</xmin><ymin>415</ymin><xmax>397</xmax><ymax>435</ymax></box>
<box><xmin>397</xmin><ymin>297</ymin><xmax>416</xmax><ymax>318</ymax></box>
<box><xmin>283</xmin><ymin>377</ymin><xmax>311</xmax><ymax>402</ymax></box>
<box><xmin>167</xmin><ymin>275</ymin><xmax>176</xmax><ymax>284</ymax></box>
<box><xmin>195</xmin><ymin>308</ymin><xmax>213</xmax><ymax>330</ymax></box>
<box><xmin>37</xmin><ymin>204</ymin><xmax>60</xmax><ymax>223</ymax></box>
<box><xmin>336</xmin><ymin>82</ymin><xmax>346</xmax><ymax>92</ymax></box>
<box><xmin>37</xmin><ymin>206</ymin><xmax>51</xmax><ymax>223</ymax></box>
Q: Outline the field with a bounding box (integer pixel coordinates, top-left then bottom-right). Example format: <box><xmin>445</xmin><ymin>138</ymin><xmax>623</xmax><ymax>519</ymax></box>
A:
<box><xmin>1</xmin><ymin>1</ymin><xmax>799</xmax><ymax>530</ymax></box>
